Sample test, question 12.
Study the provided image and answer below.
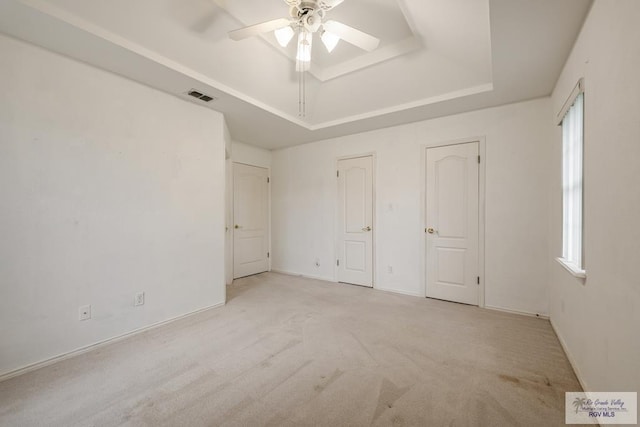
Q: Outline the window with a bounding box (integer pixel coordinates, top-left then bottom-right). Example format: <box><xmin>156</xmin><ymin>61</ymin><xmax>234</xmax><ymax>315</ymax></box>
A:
<box><xmin>557</xmin><ymin>81</ymin><xmax>585</xmax><ymax>278</ymax></box>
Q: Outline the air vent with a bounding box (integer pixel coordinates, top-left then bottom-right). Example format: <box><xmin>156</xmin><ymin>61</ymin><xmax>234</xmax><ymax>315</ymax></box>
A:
<box><xmin>187</xmin><ymin>89</ymin><xmax>217</xmax><ymax>103</ymax></box>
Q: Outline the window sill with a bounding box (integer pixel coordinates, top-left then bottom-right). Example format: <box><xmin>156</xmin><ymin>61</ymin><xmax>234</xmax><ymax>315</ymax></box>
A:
<box><xmin>556</xmin><ymin>257</ymin><xmax>587</xmax><ymax>280</ymax></box>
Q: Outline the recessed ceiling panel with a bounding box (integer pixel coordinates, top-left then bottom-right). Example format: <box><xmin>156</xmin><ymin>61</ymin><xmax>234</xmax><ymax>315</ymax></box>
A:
<box><xmin>1</xmin><ymin>0</ymin><xmax>592</xmax><ymax>147</ymax></box>
<box><xmin>25</xmin><ymin>0</ymin><xmax>492</xmax><ymax>126</ymax></box>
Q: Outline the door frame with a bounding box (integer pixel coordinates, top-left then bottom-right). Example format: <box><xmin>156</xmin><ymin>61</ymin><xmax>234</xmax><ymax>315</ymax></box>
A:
<box><xmin>225</xmin><ymin>157</ymin><xmax>233</xmax><ymax>286</ymax></box>
<box><xmin>421</xmin><ymin>137</ymin><xmax>486</xmax><ymax>307</ymax></box>
<box><xmin>334</xmin><ymin>152</ymin><xmax>377</xmax><ymax>288</ymax></box>
<box><xmin>231</xmin><ymin>161</ymin><xmax>271</xmax><ymax>278</ymax></box>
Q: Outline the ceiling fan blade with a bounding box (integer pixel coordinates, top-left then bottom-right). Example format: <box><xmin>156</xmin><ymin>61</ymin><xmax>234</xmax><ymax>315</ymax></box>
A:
<box><xmin>323</xmin><ymin>20</ymin><xmax>380</xmax><ymax>52</ymax></box>
<box><xmin>319</xmin><ymin>0</ymin><xmax>345</xmax><ymax>9</ymax></box>
<box><xmin>228</xmin><ymin>18</ymin><xmax>292</xmax><ymax>41</ymax></box>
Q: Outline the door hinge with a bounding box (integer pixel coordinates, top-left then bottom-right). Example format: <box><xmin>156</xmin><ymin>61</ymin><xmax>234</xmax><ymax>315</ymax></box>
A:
<box><xmin>336</xmin><ymin>259</ymin><xmax>340</xmax><ymax>266</ymax></box>
<box><xmin>267</xmin><ymin>252</ymin><xmax>270</xmax><ymax>258</ymax></box>
<box><xmin>477</xmin><ymin>276</ymin><xmax>480</xmax><ymax>285</ymax></box>
<box><xmin>477</xmin><ymin>155</ymin><xmax>481</xmax><ymax>164</ymax></box>
<box><xmin>267</xmin><ymin>177</ymin><xmax>270</xmax><ymax>183</ymax></box>
<box><xmin>337</xmin><ymin>170</ymin><xmax>339</xmax><ymax>178</ymax></box>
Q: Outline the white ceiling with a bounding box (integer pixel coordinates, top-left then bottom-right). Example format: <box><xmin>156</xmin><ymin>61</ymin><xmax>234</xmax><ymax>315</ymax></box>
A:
<box><xmin>0</xmin><ymin>0</ymin><xmax>592</xmax><ymax>149</ymax></box>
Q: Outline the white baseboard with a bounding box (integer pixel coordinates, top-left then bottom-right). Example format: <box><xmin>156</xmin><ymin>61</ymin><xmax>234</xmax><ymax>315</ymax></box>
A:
<box><xmin>271</xmin><ymin>272</ymin><xmax>551</xmax><ymax>319</ymax></box>
<box><xmin>270</xmin><ymin>269</ymin><xmax>337</xmax><ymax>283</ymax></box>
<box><xmin>550</xmin><ymin>319</ymin><xmax>590</xmax><ymax>392</ymax></box>
<box><xmin>484</xmin><ymin>304</ymin><xmax>549</xmax><ymax>319</ymax></box>
<box><xmin>0</xmin><ymin>301</ymin><xmax>225</xmax><ymax>383</ymax></box>
<box><xmin>375</xmin><ymin>286</ymin><xmax>423</xmax><ymax>298</ymax></box>
<box><xmin>271</xmin><ymin>270</ymin><xmax>426</xmax><ymax>299</ymax></box>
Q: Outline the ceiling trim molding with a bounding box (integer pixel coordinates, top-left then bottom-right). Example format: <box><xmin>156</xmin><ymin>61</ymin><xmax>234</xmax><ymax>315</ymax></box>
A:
<box><xmin>311</xmin><ymin>36</ymin><xmax>423</xmax><ymax>82</ymax></box>
<box><xmin>308</xmin><ymin>83</ymin><xmax>494</xmax><ymax>130</ymax></box>
<box><xmin>394</xmin><ymin>0</ymin><xmax>421</xmax><ymax>38</ymax></box>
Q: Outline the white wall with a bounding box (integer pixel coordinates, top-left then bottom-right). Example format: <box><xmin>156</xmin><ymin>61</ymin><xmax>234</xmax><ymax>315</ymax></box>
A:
<box><xmin>272</xmin><ymin>98</ymin><xmax>553</xmax><ymax>316</ymax></box>
<box><xmin>549</xmin><ymin>1</ymin><xmax>640</xmax><ymax>393</ymax></box>
<box><xmin>232</xmin><ymin>141</ymin><xmax>272</xmax><ymax>169</ymax></box>
<box><xmin>0</xmin><ymin>34</ymin><xmax>226</xmax><ymax>377</ymax></box>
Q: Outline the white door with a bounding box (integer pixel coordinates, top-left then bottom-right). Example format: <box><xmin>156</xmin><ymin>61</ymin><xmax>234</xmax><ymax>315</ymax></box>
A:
<box><xmin>233</xmin><ymin>163</ymin><xmax>269</xmax><ymax>279</ymax></box>
<box><xmin>425</xmin><ymin>142</ymin><xmax>479</xmax><ymax>305</ymax></box>
<box><xmin>337</xmin><ymin>156</ymin><xmax>373</xmax><ymax>287</ymax></box>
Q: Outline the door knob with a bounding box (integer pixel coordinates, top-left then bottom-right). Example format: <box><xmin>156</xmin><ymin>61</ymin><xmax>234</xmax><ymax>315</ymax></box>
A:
<box><xmin>426</xmin><ymin>227</ymin><xmax>436</xmax><ymax>234</ymax></box>
<box><xmin>234</xmin><ymin>224</ymin><xmax>241</xmax><ymax>229</ymax></box>
<box><xmin>362</xmin><ymin>226</ymin><xmax>372</xmax><ymax>232</ymax></box>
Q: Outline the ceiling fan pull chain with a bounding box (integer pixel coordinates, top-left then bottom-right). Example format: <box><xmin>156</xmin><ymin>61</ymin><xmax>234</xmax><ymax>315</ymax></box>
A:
<box><xmin>299</xmin><ymin>70</ymin><xmax>302</xmax><ymax>117</ymax></box>
<box><xmin>298</xmin><ymin>58</ymin><xmax>303</xmax><ymax>117</ymax></box>
<box><xmin>302</xmin><ymin>68</ymin><xmax>306</xmax><ymax>117</ymax></box>
<box><xmin>298</xmin><ymin>70</ymin><xmax>306</xmax><ymax>118</ymax></box>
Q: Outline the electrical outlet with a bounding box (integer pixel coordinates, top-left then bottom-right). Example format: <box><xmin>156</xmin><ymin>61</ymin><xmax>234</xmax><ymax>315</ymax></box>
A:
<box><xmin>388</xmin><ymin>265</ymin><xmax>393</xmax><ymax>274</ymax></box>
<box><xmin>135</xmin><ymin>292</ymin><xmax>145</xmax><ymax>306</ymax></box>
<box><xmin>78</xmin><ymin>305</ymin><xmax>91</xmax><ymax>321</ymax></box>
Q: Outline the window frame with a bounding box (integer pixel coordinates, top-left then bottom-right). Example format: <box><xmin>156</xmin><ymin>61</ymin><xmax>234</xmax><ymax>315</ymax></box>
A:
<box><xmin>556</xmin><ymin>79</ymin><xmax>586</xmax><ymax>280</ymax></box>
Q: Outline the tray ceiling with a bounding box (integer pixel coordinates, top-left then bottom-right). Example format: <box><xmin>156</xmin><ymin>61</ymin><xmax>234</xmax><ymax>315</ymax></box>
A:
<box><xmin>0</xmin><ymin>0</ymin><xmax>592</xmax><ymax>148</ymax></box>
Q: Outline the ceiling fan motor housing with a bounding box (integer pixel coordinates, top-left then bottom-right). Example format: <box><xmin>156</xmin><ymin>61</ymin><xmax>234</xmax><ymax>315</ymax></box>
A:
<box><xmin>303</xmin><ymin>10</ymin><xmax>323</xmax><ymax>32</ymax></box>
<box><xmin>286</xmin><ymin>0</ymin><xmax>341</xmax><ymax>11</ymax></box>
<box><xmin>288</xmin><ymin>1</ymin><xmax>326</xmax><ymax>33</ymax></box>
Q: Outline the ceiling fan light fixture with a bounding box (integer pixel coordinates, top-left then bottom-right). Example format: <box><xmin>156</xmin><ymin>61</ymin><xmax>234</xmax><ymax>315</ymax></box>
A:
<box><xmin>321</xmin><ymin>30</ymin><xmax>340</xmax><ymax>52</ymax></box>
<box><xmin>274</xmin><ymin>25</ymin><xmax>295</xmax><ymax>47</ymax></box>
<box><xmin>296</xmin><ymin>30</ymin><xmax>312</xmax><ymax>64</ymax></box>
<box><xmin>227</xmin><ymin>0</ymin><xmax>380</xmax><ymax>116</ymax></box>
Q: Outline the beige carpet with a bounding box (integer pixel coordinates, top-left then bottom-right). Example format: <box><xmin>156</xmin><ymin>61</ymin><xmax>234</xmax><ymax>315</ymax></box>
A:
<box><xmin>0</xmin><ymin>273</ymin><xmax>583</xmax><ymax>426</ymax></box>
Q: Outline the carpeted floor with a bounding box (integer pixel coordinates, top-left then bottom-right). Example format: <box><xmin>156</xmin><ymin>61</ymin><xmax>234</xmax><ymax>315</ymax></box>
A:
<box><xmin>0</xmin><ymin>272</ymin><xmax>583</xmax><ymax>426</ymax></box>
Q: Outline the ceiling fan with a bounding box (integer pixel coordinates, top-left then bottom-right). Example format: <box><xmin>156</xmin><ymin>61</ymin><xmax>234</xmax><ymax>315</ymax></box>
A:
<box><xmin>228</xmin><ymin>0</ymin><xmax>380</xmax><ymax>72</ymax></box>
